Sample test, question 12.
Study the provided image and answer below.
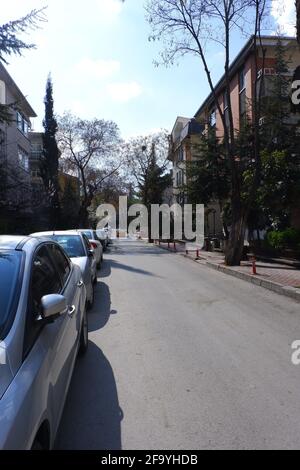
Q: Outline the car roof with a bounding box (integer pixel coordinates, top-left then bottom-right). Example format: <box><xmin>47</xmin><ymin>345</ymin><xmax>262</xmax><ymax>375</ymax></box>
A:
<box><xmin>31</xmin><ymin>231</ymin><xmax>82</xmax><ymax>237</ymax></box>
<box><xmin>0</xmin><ymin>235</ymin><xmax>31</xmax><ymax>250</ymax></box>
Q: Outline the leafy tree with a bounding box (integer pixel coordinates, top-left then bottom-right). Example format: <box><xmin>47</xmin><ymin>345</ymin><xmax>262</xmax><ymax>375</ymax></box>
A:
<box><xmin>40</xmin><ymin>75</ymin><xmax>61</xmax><ymax>230</ymax></box>
<box><xmin>253</xmin><ymin>37</ymin><xmax>300</xmax><ymax>231</ymax></box>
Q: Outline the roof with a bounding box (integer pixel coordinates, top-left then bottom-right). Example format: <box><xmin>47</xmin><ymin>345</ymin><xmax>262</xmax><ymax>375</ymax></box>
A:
<box><xmin>0</xmin><ymin>62</ymin><xmax>37</xmax><ymax>118</ymax></box>
<box><xmin>0</xmin><ymin>235</ymin><xmax>30</xmax><ymax>250</ymax></box>
<box><xmin>194</xmin><ymin>35</ymin><xmax>297</xmax><ymax>118</ymax></box>
<box><xmin>31</xmin><ymin>231</ymin><xmax>81</xmax><ymax>237</ymax></box>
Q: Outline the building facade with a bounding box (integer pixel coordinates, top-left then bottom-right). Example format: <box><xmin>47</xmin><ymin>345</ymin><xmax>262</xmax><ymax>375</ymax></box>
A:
<box><xmin>0</xmin><ymin>63</ymin><xmax>37</xmax><ymax>231</ymax></box>
<box><xmin>169</xmin><ymin>36</ymin><xmax>300</xmax><ymax>245</ymax></box>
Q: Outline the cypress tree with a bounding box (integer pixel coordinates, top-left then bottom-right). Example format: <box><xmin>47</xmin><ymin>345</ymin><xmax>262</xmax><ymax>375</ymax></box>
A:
<box><xmin>41</xmin><ymin>75</ymin><xmax>61</xmax><ymax>229</ymax></box>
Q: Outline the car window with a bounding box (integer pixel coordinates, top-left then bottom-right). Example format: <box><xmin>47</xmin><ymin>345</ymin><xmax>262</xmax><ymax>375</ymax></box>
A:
<box><xmin>48</xmin><ymin>244</ymin><xmax>71</xmax><ymax>287</ymax></box>
<box><xmin>23</xmin><ymin>245</ymin><xmax>62</xmax><ymax>358</ymax></box>
<box><xmin>51</xmin><ymin>235</ymin><xmax>85</xmax><ymax>258</ymax></box>
<box><xmin>82</xmin><ymin>230</ymin><xmax>93</xmax><ymax>239</ymax></box>
<box><xmin>81</xmin><ymin>234</ymin><xmax>91</xmax><ymax>253</ymax></box>
<box><xmin>31</xmin><ymin>245</ymin><xmax>62</xmax><ymax>316</ymax></box>
<box><xmin>0</xmin><ymin>251</ymin><xmax>22</xmax><ymax>340</ymax></box>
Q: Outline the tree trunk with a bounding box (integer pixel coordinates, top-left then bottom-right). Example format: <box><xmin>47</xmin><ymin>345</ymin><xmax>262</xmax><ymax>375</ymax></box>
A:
<box><xmin>224</xmin><ymin>204</ymin><xmax>247</xmax><ymax>266</ymax></box>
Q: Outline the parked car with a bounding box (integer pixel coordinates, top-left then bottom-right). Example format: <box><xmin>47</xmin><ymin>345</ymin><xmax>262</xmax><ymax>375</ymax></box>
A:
<box><xmin>96</xmin><ymin>228</ymin><xmax>109</xmax><ymax>251</ymax></box>
<box><xmin>75</xmin><ymin>230</ymin><xmax>103</xmax><ymax>269</ymax></box>
<box><xmin>0</xmin><ymin>235</ymin><xmax>87</xmax><ymax>450</ymax></box>
<box><xmin>31</xmin><ymin>231</ymin><xmax>97</xmax><ymax>309</ymax></box>
<box><xmin>104</xmin><ymin>226</ymin><xmax>112</xmax><ymax>244</ymax></box>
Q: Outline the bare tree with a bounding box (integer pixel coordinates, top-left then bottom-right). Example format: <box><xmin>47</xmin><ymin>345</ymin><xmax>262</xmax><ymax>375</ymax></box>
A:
<box><xmin>57</xmin><ymin>112</ymin><xmax>122</xmax><ymax>226</ymax></box>
<box><xmin>146</xmin><ymin>0</ymin><xmax>269</xmax><ymax>265</ymax></box>
<box><xmin>125</xmin><ymin>132</ymin><xmax>172</xmax><ymax>241</ymax></box>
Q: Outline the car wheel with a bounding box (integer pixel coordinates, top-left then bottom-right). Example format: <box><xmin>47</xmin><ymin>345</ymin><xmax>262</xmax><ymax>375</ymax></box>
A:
<box><xmin>79</xmin><ymin>309</ymin><xmax>88</xmax><ymax>356</ymax></box>
<box><xmin>31</xmin><ymin>439</ymin><xmax>44</xmax><ymax>451</ymax></box>
<box><xmin>87</xmin><ymin>282</ymin><xmax>94</xmax><ymax>310</ymax></box>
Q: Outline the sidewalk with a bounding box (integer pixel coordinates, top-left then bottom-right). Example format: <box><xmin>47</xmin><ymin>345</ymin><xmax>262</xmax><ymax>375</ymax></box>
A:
<box><xmin>155</xmin><ymin>241</ymin><xmax>300</xmax><ymax>302</ymax></box>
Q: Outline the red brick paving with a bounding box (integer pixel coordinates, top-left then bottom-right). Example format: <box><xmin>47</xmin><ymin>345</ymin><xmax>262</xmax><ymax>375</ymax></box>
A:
<box><xmin>156</xmin><ymin>241</ymin><xmax>300</xmax><ymax>289</ymax></box>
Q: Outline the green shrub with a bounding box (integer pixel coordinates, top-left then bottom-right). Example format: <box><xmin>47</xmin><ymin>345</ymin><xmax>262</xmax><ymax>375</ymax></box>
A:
<box><xmin>266</xmin><ymin>228</ymin><xmax>300</xmax><ymax>250</ymax></box>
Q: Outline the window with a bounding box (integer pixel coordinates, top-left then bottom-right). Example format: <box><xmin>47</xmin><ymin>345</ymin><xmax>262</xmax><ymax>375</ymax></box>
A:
<box><xmin>16</xmin><ymin>111</ymin><xmax>30</xmax><ymax>135</ymax></box>
<box><xmin>239</xmin><ymin>68</ymin><xmax>246</xmax><ymax>92</ymax></box>
<box><xmin>82</xmin><ymin>233</ymin><xmax>92</xmax><ymax>253</ymax></box>
<box><xmin>24</xmin><ymin>245</ymin><xmax>62</xmax><ymax>356</ymax></box>
<box><xmin>209</xmin><ymin>108</ymin><xmax>216</xmax><ymax>127</ymax></box>
<box><xmin>48</xmin><ymin>244</ymin><xmax>71</xmax><ymax>287</ymax></box>
<box><xmin>239</xmin><ymin>68</ymin><xmax>247</xmax><ymax>121</ymax></box>
<box><xmin>82</xmin><ymin>230</ymin><xmax>93</xmax><ymax>239</ymax></box>
<box><xmin>18</xmin><ymin>147</ymin><xmax>29</xmax><ymax>171</ymax></box>
<box><xmin>224</xmin><ymin>91</ymin><xmax>230</xmax><ymax>129</ymax></box>
<box><xmin>0</xmin><ymin>251</ymin><xmax>22</xmax><ymax>340</ymax></box>
<box><xmin>50</xmin><ymin>235</ymin><xmax>86</xmax><ymax>258</ymax></box>
<box><xmin>30</xmin><ymin>246</ymin><xmax>62</xmax><ymax>316</ymax></box>
<box><xmin>176</xmin><ymin>170</ymin><xmax>184</xmax><ymax>188</ymax></box>
<box><xmin>178</xmin><ymin>146</ymin><xmax>184</xmax><ymax>162</ymax></box>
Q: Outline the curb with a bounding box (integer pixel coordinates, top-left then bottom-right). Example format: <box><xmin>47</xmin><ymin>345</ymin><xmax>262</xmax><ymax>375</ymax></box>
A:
<box><xmin>154</xmin><ymin>243</ymin><xmax>300</xmax><ymax>302</ymax></box>
<box><xmin>205</xmin><ymin>261</ymin><xmax>300</xmax><ymax>302</ymax></box>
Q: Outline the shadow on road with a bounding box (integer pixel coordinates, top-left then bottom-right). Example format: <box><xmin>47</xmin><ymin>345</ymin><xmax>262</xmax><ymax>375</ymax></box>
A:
<box><xmin>89</xmin><ymin>280</ymin><xmax>117</xmax><ymax>333</ymax></box>
<box><xmin>55</xmin><ymin>342</ymin><xmax>123</xmax><ymax>450</ymax></box>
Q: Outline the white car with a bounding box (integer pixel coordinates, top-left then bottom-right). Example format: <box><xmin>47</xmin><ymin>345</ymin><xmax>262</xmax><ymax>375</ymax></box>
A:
<box><xmin>31</xmin><ymin>231</ymin><xmax>97</xmax><ymax>309</ymax></box>
<box><xmin>0</xmin><ymin>236</ymin><xmax>87</xmax><ymax>450</ymax></box>
<box><xmin>96</xmin><ymin>229</ymin><xmax>109</xmax><ymax>251</ymax></box>
<box><xmin>75</xmin><ymin>230</ymin><xmax>103</xmax><ymax>269</ymax></box>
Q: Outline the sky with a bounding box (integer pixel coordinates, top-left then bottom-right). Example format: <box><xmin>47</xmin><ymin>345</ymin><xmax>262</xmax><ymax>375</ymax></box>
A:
<box><xmin>2</xmin><ymin>0</ymin><xmax>297</xmax><ymax>140</ymax></box>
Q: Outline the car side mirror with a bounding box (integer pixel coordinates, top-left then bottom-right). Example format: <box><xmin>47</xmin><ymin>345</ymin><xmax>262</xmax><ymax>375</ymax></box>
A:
<box><xmin>41</xmin><ymin>294</ymin><xmax>67</xmax><ymax>321</ymax></box>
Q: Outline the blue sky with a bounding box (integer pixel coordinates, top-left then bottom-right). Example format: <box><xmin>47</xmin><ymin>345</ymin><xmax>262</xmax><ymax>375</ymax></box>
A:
<box><xmin>2</xmin><ymin>0</ymin><xmax>296</xmax><ymax>139</ymax></box>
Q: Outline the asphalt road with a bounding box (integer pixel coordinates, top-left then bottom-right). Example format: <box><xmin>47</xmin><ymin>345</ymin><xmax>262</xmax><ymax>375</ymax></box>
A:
<box><xmin>55</xmin><ymin>240</ymin><xmax>300</xmax><ymax>450</ymax></box>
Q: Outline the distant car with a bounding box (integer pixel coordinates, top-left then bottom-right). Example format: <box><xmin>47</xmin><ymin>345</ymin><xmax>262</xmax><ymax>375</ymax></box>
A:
<box><xmin>0</xmin><ymin>235</ymin><xmax>87</xmax><ymax>450</ymax></box>
<box><xmin>75</xmin><ymin>230</ymin><xmax>103</xmax><ymax>269</ymax></box>
<box><xmin>104</xmin><ymin>226</ymin><xmax>112</xmax><ymax>244</ymax></box>
<box><xmin>31</xmin><ymin>231</ymin><xmax>97</xmax><ymax>309</ymax></box>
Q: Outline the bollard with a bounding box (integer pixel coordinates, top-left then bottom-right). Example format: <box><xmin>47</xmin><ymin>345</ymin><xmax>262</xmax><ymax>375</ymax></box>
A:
<box><xmin>168</xmin><ymin>242</ymin><xmax>170</xmax><ymax>250</ymax></box>
<box><xmin>196</xmin><ymin>249</ymin><xmax>200</xmax><ymax>259</ymax></box>
<box><xmin>251</xmin><ymin>256</ymin><xmax>257</xmax><ymax>275</ymax></box>
<box><xmin>174</xmin><ymin>242</ymin><xmax>176</xmax><ymax>252</ymax></box>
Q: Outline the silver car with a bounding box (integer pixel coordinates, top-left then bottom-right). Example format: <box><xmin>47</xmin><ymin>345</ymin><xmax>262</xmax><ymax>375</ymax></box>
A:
<box><xmin>75</xmin><ymin>230</ymin><xmax>103</xmax><ymax>269</ymax></box>
<box><xmin>32</xmin><ymin>231</ymin><xmax>97</xmax><ymax>309</ymax></box>
<box><xmin>0</xmin><ymin>236</ymin><xmax>88</xmax><ymax>450</ymax></box>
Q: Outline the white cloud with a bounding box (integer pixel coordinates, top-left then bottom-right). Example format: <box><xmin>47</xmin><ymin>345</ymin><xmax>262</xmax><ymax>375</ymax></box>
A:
<box><xmin>106</xmin><ymin>81</ymin><xmax>143</xmax><ymax>102</ymax></box>
<box><xmin>271</xmin><ymin>0</ymin><xmax>296</xmax><ymax>36</ymax></box>
<box><xmin>76</xmin><ymin>58</ymin><xmax>120</xmax><ymax>79</ymax></box>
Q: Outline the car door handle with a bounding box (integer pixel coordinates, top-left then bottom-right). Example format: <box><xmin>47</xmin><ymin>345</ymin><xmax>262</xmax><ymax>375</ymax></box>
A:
<box><xmin>77</xmin><ymin>280</ymin><xmax>84</xmax><ymax>288</ymax></box>
<box><xmin>68</xmin><ymin>305</ymin><xmax>76</xmax><ymax>318</ymax></box>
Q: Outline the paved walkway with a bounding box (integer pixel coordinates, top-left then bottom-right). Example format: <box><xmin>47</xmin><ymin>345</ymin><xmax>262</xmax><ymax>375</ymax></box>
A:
<box><xmin>156</xmin><ymin>241</ymin><xmax>300</xmax><ymax>291</ymax></box>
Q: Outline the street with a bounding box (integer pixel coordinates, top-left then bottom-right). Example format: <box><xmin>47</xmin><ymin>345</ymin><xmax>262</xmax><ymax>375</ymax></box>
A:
<box><xmin>55</xmin><ymin>240</ymin><xmax>300</xmax><ymax>450</ymax></box>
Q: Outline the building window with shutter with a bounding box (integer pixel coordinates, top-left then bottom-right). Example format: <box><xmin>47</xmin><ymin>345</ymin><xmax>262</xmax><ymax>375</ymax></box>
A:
<box><xmin>239</xmin><ymin>67</ymin><xmax>247</xmax><ymax>121</ymax></box>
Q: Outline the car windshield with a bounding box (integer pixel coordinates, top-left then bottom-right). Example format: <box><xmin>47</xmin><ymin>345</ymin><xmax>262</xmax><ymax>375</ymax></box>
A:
<box><xmin>81</xmin><ymin>230</ymin><xmax>93</xmax><ymax>239</ymax></box>
<box><xmin>51</xmin><ymin>235</ymin><xmax>86</xmax><ymax>258</ymax></box>
<box><xmin>0</xmin><ymin>251</ymin><xmax>22</xmax><ymax>338</ymax></box>
<box><xmin>96</xmin><ymin>230</ymin><xmax>105</xmax><ymax>240</ymax></box>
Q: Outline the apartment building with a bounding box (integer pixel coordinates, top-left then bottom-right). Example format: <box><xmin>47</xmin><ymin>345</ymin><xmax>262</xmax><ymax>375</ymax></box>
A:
<box><xmin>195</xmin><ymin>36</ymin><xmax>300</xmax><ymax>136</ymax></box>
<box><xmin>0</xmin><ymin>63</ymin><xmax>37</xmax><ymax>230</ymax></box>
<box><xmin>169</xmin><ymin>36</ymin><xmax>300</xmax><ymax>243</ymax></box>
